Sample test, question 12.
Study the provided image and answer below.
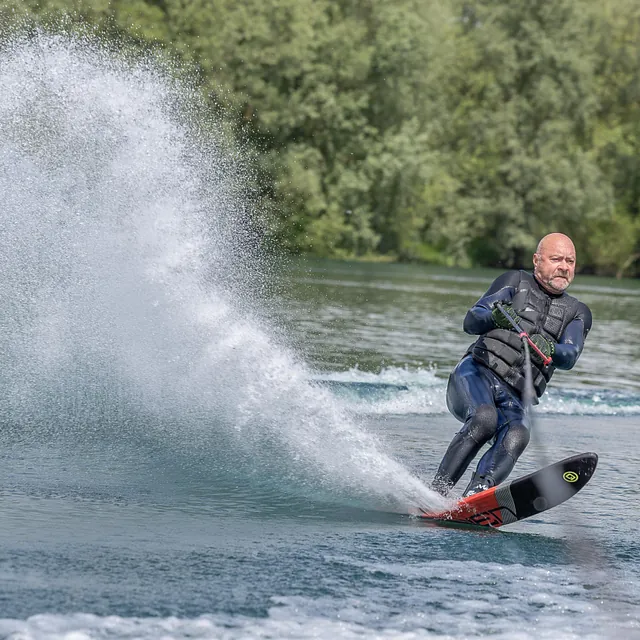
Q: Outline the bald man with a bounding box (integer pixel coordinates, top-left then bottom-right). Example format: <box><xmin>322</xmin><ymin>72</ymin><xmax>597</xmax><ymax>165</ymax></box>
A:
<box><xmin>432</xmin><ymin>233</ymin><xmax>592</xmax><ymax>497</ymax></box>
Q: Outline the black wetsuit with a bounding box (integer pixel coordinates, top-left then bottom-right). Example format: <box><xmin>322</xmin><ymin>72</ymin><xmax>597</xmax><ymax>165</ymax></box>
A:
<box><xmin>433</xmin><ymin>270</ymin><xmax>592</xmax><ymax>496</ymax></box>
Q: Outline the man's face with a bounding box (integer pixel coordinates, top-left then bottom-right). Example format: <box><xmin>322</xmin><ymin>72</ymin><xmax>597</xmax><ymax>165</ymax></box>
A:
<box><xmin>533</xmin><ymin>239</ymin><xmax>576</xmax><ymax>294</ymax></box>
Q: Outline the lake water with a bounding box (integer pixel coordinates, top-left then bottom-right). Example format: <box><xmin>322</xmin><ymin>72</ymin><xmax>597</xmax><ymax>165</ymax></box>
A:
<box><xmin>1</xmin><ymin>33</ymin><xmax>639</xmax><ymax>640</ymax></box>
<box><xmin>1</xmin><ymin>258</ymin><xmax>639</xmax><ymax>639</ymax></box>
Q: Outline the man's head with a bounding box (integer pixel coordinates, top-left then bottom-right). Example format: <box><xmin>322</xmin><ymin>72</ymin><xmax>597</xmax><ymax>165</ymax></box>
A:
<box><xmin>533</xmin><ymin>233</ymin><xmax>576</xmax><ymax>294</ymax></box>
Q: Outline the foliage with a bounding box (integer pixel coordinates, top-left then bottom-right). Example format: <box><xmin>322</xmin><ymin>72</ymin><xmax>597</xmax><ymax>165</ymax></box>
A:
<box><xmin>2</xmin><ymin>0</ymin><xmax>640</xmax><ymax>274</ymax></box>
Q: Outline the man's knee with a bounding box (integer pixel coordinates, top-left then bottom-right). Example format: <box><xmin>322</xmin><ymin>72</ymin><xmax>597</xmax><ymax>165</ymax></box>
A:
<box><xmin>501</xmin><ymin>423</ymin><xmax>530</xmax><ymax>459</ymax></box>
<box><xmin>467</xmin><ymin>404</ymin><xmax>498</xmax><ymax>443</ymax></box>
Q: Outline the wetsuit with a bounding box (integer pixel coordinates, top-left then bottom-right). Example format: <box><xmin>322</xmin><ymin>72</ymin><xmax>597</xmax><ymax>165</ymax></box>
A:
<box><xmin>433</xmin><ymin>270</ymin><xmax>592</xmax><ymax>496</ymax></box>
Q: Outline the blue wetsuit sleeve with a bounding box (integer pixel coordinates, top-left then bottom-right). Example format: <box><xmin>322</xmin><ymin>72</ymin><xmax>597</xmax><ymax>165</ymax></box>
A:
<box><xmin>463</xmin><ymin>271</ymin><xmax>520</xmax><ymax>335</ymax></box>
<box><xmin>552</xmin><ymin>304</ymin><xmax>592</xmax><ymax>370</ymax></box>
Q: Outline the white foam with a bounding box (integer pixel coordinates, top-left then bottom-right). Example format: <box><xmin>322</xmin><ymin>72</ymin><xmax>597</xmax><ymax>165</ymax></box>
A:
<box><xmin>0</xmin><ymin>612</ymin><xmax>617</xmax><ymax>640</ymax></box>
<box><xmin>314</xmin><ymin>367</ymin><xmax>640</xmax><ymax>416</ymax></box>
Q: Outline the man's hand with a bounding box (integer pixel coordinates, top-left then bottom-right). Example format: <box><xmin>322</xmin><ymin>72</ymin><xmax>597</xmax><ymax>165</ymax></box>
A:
<box><xmin>529</xmin><ymin>334</ymin><xmax>555</xmax><ymax>366</ymax></box>
<box><xmin>491</xmin><ymin>303</ymin><xmax>521</xmax><ymax>330</ymax></box>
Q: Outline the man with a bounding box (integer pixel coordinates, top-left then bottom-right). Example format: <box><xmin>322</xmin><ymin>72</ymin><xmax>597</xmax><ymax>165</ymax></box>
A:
<box><xmin>432</xmin><ymin>233</ymin><xmax>592</xmax><ymax>497</ymax></box>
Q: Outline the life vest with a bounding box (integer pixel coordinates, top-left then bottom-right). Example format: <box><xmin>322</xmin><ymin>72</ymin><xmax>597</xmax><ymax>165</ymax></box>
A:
<box><xmin>469</xmin><ymin>271</ymin><xmax>582</xmax><ymax>398</ymax></box>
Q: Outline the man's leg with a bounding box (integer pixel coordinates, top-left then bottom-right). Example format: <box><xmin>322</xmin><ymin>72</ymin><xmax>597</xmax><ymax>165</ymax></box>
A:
<box><xmin>462</xmin><ymin>391</ymin><xmax>529</xmax><ymax>496</ymax></box>
<box><xmin>432</xmin><ymin>357</ymin><xmax>499</xmax><ymax>495</ymax></box>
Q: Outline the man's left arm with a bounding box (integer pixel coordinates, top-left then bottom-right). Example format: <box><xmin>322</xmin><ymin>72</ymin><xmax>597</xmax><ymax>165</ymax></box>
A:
<box><xmin>552</xmin><ymin>304</ymin><xmax>593</xmax><ymax>370</ymax></box>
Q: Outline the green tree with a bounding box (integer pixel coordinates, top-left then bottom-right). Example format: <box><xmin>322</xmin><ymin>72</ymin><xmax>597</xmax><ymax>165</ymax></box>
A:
<box><xmin>589</xmin><ymin>0</ymin><xmax>640</xmax><ymax>276</ymax></box>
<box><xmin>420</xmin><ymin>0</ymin><xmax>613</xmax><ymax>268</ymax></box>
<box><xmin>159</xmin><ymin>0</ymin><xmax>454</xmax><ymax>258</ymax></box>
<box><xmin>5</xmin><ymin>0</ymin><xmax>640</xmax><ymax>274</ymax></box>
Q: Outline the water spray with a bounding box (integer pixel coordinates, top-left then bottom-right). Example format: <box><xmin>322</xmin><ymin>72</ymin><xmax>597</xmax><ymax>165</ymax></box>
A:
<box><xmin>0</xmin><ymin>32</ymin><xmax>445</xmax><ymax>514</ymax></box>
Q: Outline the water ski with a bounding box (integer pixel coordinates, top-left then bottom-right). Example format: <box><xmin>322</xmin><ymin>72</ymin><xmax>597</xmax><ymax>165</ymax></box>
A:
<box><xmin>416</xmin><ymin>452</ymin><xmax>598</xmax><ymax>528</ymax></box>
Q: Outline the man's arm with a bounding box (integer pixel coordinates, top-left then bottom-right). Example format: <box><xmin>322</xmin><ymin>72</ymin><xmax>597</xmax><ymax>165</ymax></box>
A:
<box><xmin>552</xmin><ymin>304</ymin><xmax>592</xmax><ymax>370</ymax></box>
<box><xmin>464</xmin><ymin>271</ymin><xmax>520</xmax><ymax>335</ymax></box>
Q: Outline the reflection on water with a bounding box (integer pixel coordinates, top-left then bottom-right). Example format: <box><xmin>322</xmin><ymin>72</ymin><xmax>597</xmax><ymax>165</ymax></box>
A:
<box><xmin>282</xmin><ymin>259</ymin><xmax>640</xmax><ymax>393</ymax></box>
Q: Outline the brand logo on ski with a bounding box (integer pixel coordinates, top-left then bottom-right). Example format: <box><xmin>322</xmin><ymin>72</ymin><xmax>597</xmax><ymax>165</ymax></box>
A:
<box><xmin>467</xmin><ymin>509</ymin><xmax>503</xmax><ymax>527</ymax></box>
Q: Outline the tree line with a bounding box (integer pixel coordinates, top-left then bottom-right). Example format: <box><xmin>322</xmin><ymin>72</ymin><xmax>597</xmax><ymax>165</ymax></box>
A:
<box><xmin>3</xmin><ymin>0</ymin><xmax>640</xmax><ymax>276</ymax></box>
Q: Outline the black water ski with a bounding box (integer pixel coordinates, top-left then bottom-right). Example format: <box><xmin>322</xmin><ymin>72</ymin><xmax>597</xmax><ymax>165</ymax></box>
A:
<box><xmin>417</xmin><ymin>452</ymin><xmax>598</xmax><ymax>528</ymax></box>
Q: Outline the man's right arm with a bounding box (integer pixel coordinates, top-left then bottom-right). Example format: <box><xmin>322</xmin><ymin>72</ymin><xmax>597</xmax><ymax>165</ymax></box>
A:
<box><xmin>463</xmin><ymin>271</ymin><xmax>520</xmax><ymax>335</ymax></box>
